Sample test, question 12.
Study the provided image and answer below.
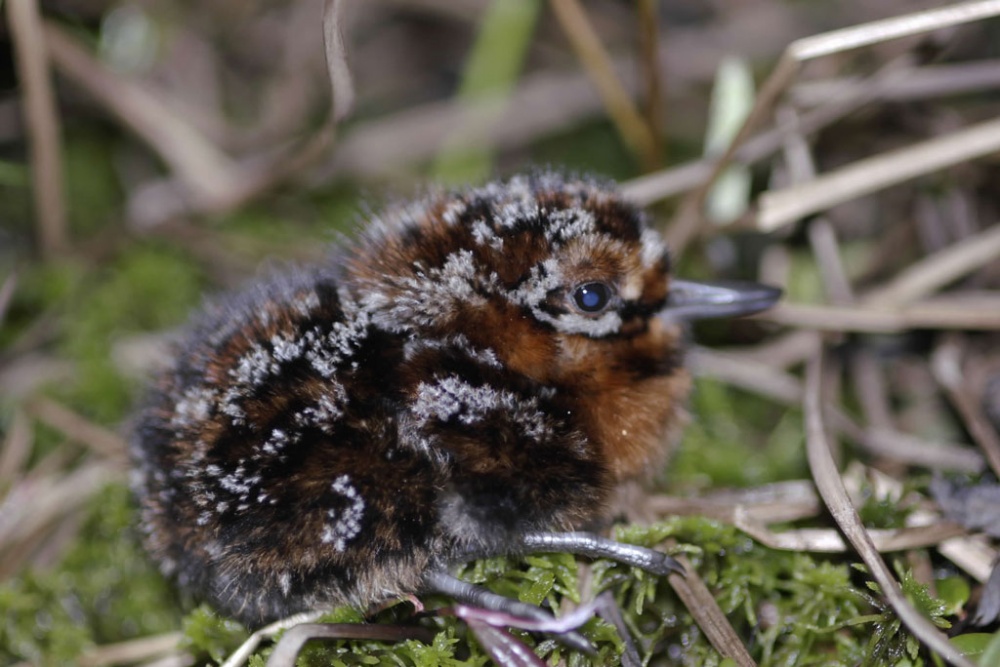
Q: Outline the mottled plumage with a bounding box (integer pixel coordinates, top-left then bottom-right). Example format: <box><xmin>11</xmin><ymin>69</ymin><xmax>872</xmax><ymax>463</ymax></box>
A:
<box><xmin>131</xmin><ymin>171</ymin><xmax>778</xmax><ymax>633</ymax></box>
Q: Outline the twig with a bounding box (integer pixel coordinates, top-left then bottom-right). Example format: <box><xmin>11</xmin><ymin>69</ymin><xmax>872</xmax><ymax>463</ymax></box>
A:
<box><xmin>44</xmin><ymin>3</ymin><xmax>355</xmax><ymax>228</ymax></box>
<box><xmin>0</xmin><ymin>462</ymin><xmax>116</xmax><ymax>575</ymax></box>
<box><xmin>791</xmin><ymin>59</ymin><xmax>1000</xmax><ymax>107</ymax></box>
<box><xmin>938</xmin><ymin>535</ymin><xmax>998</xmax><ymax>583</ymax></box>
<box><xmin>7</xmin><ymin>0</ymin><xmax>68</xmax><ymax>258</ymax></box>
<box><xmin>735</xmin><ymin>520</ymin><xmax>967</xmax><ymax>554</ymax></box>
<box><xmin>668</xmin><ymin>0</ymin><xmax>1000</xmax><ymax>251</ymax></box>
<box><xmin>627</xmin><ymin>54</ymin><xmax>912</xmax><ymax>212</ymax></box>
<box><xmin>0</xmin><ymin>410</ymin><xmax>32</xmax><ymax>488</ymax></box>
<box><xmin>759</xmin><ymin>116</ymin><xmax>1000</xmax><ymax>230</ymax></box>
<box><xmin>78</xmin><ymin>633</ymin><xmax>184</xmax><ymax>667</ymax></box>
<box><xmin>548</xmin><ymin>0</ymin><xmax>658</xmax><ymax>169</ymax></box>
<box><xmin>863</xmin><ymin>223</ymin><xmax>1000</xmax><ymax>306</ymax></box>
<box><xmin>765</xmin><ymin>297</ymin><xmax>1000</xmax><ymax>332</ymax></box>
<box><xmin>668</xmin><ymin>555</ymin><xmax>757</xmax><ymax>667</ymax></box>
<box><xmin>636</xmin><ymin>0</ymin><xmax>664</xmax><ymax>165</ymax></box>
<box><xmin>42</xmin><ymin>19</ymin><xmax>241</xmax><ymax>209</ymax></box>
<box><xmin>931</xmin><ymin>336</ymin><xmax>1000</xmax><ymax>479</ymax></box>
<box><xmin>0</xmin><ymin>272</ymin><xmax>16</xmax><ymax>327</ymax></box>
<box><xmin>219</xmin><ymin>612</ymin><xmax>325</xmax><ymax>667</ymax></box>
<box><xmin>804</xmin><ymin>353</ymin><xmax>975</xmax><ymax>667</ymax></box>
<box><xmin>25</xmin><ymin>397</ymin><xmax>127</xmax><ymax>462</ymax></box>
<box><xmin>323</xmin><ymin>0</ymin><xmax>356</xmax><ymax>124</ymax></box>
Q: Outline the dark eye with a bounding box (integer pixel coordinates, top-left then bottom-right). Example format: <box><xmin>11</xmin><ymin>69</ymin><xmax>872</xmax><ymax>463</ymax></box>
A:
<box><xmin>572</xmin><ymin>282</ymin><xmax>612</xmax><ymax>313</ymax></box>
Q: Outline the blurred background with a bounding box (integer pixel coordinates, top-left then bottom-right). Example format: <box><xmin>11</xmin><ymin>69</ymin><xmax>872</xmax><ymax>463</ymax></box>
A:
<box><xmin>3</xmin><ymin>0</ymin><xmax>1000</xmax><ymax>665</ymax></box>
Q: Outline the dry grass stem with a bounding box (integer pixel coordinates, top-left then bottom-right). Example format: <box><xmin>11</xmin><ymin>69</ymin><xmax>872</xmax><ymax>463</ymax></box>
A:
<box><xmin>548</xmin><ymin>0</ymin><xmax>658</xmax><ymax>169</ymax></box>
<box><xmin>42</xmin><ymin>20</ymin><xmax>241</xmax><ymax>210</ymax></box>
<box><xmin>649</xmin><ymin>483</ymin><xmax>969</xmax><ymax>555</ymax></box>
<box><xmin>321</xmin><ymin>67</ymin><xmax>615</xmax><ymax>179</ymax></box>
<box><xmin>323</xmin><ymin>15</ymin><xmax>811</xmax><ymax>185</ymax></box>
<box><xmin>7</xmin><ymin>0</ymin><xmax>68</xmax><ymax>258</ymax></box>
<box><xmin>735</xmin><ymin>521</ymin><xmax>968</xmax><ymax>554</ymax></box>
<box><xmin>804</xmin><ymin>353</ymin><xmax>975</xmax><ymax>667</ymax></box>
<box><xmin>864</xmin><ymin>224</ymin><xmax>1000</xmax><ymax>306</ymax></box>
<box><xmin>219</xmin><ymin>612</ymin><xmax>325</xmax><ymax>667</ymax></box>
<box><xmin>849</xmin><ymin>352</ymin><xmax>894</xmax><ymax>429</ymax></box>
<box><xmin>665</xmin><ymin>1</ymin><xmax>1000</xmax><ymax>252</ymax></box>
<box><xmin>759</xmin><ymin>116</ymin><xmax>1000</xmax><ymax>230</ymax></box>
<box><xmin>765</xmin><ymin>298</ymin><xmax>1000</xmax><ymax>332</ymax></box>
<box><xmin>792</xmin><ymin>59</ymin><xmax>1000</xmax><ymax>106</ymax></box>
<box><xmin>729</xmin><ymin>330</ymin><xmax>821</xmax><ymax>370</ymax></box>
<box><xmin>788</xmin><ymin>0</ymin><xmax>1000</xmax><ymax>61</ymax></box>
<box><xmin>0</xmin><ymin>463</ymin><xmax>116</xmax><ymax>578</ymax></box>
<box><xmin>25</xmin><ymin>397</ymin><xmax>127</xmax><ymax>462</ymax></box>
<box><xmin>323</xmin><ymin>0</ymin><xmax>356</xmax><ymax>124</ymax></box>
<box><xmin>938</xmin><ymin>535</ymin><xmax>998</xmax><ymax>583</ymax></box>
<box><xmin>0</xmin><ymin>353</ymin><xmax>75</xmax><ymax>400</ymax></box>
<box><xmin>123</xmin><ymin>0</ymin><xmax>355</xmax><ymax>227</ymax></box>
<box><xmin>78</xmin><ymin>633</ymin><xmax>184</xmax><ymax>667</ymax></box>
<box><xmin>0</xmin><ymin>410</ymin><xmax>32</xmax><ymax>488</ymax></box>
<box><xmin>648</xmin><ymin>486</ymin><xmax>820</xmax><ymax>525</ymax></box>
<box><xmin>0</xmin><ymin>272</ymin><xmax>17</xmax><ymax>328</ymax></box>
<box><xmin>636</xmin><ymin>0</ymin><xmax>664</xmax><ymax>165</ymax></box>
<box><xmin>691</xmin><ymin>348</ymin><xmax>985</xmax><ymax>472</ymax></box>
<box><xmin>629</xmin><ymin>54</ymin><xmax>909</xmax><ymax>227</ymax></box>
<box><xmin>725</xmin><ymin>0</ymin><xmax>998</xmax><ymax>169</ymax></box>
<box><xmin>780</xmin><ymin>107</ymin><xmax>858</xmax><ymax>306</ymax></box>
<box><xmin>932</xmin><ymin>337</ymin><xmax>1000</xmax><ymax>478</ymax></box>
<box><xmin>43</xmin><ymin>14</ymin><xmax>348</xmax><ymax>229</ymax></box>
<box><xmin>688</xmin><ymin>347</ymin><xmax>802</xmax><ymax>403</ymax></box>
<box><xmin>667</xmin><ymin>555</ymin><xmax>757</xmax><ymax>667</ymax></box>
<box><xmin>848</xmin><ymin>426</ymin><xmax>984</xmax><ymax>474</ymax></box>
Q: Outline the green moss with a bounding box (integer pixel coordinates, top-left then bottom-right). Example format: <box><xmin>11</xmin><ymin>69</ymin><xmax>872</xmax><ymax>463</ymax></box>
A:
<box><xmin>858</xmin><ymin>494</ymin><xmax>912</xmax><ymax>530</ymax></box>
<box><xmin>53</xmin><ymin>243</ymin><xmax>204</xmax><ymax>422</ymax></box>
<box><xmin>183</xmin><ymin>606</ymin><xmax>252</xmax><ymax>664</ymax></box>
<box><xmin>0</xmin><ymin>293</ymin><xmax>965</xmax><ymax>667</ymax></box>
<box><xmin>156</xmin><ymin>518</ymin><xmax>961</xmax><ymax>666</ymax></box>
<box><xmin>213</xmin><ymin>183</ymin><xmax>363</xmax><ymax>248</ymax></box>
<box><xmin>0</xmin><ymin>481</ymin><xmax>971</xmax><ymax>666</ymax></box>
<box><xmin>529</xmin><ymin>121</ymin><xmax>637</xmax><ymax>182</ymax></box>
<box><xmin>63</xmin><ymin>128</ymin><xmax>125</xmax><ymax>238</ymax></box>
<box><xmin>0</xmin><ymin>484</ymin><xmax>180</xmax><ymax>666</ymax></box>
<box><xmin>668</xmin><ymin>377</ymin><xmax>808</xmax><ymax>490</ymax></box>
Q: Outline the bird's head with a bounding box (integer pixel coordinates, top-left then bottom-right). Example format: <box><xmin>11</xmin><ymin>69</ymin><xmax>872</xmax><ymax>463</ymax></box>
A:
<box><xmin>345</xmin><ymin>172</ymin><xmax>780</xmax><ymax>479</ymax></box>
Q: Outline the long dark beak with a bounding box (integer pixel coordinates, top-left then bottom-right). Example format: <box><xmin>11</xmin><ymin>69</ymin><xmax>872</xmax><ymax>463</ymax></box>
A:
<box><xmin>660</xmin><ymin>279</ymin><xmax>782</xmax><ymax>323</ymax></box>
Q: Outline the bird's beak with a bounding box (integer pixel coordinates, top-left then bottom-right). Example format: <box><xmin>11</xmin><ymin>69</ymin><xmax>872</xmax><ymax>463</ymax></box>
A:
<box><xmin>659</xmin><ymin>279</ymin><xmax>782</xmax><ymax>323</ymax></box>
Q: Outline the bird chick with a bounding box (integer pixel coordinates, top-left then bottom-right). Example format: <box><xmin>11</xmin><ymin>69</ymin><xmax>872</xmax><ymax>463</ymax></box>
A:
<box><xmin>131</xmin><ymin>171</ymin><xmax>780</xmax><ymax>637</ymax></box>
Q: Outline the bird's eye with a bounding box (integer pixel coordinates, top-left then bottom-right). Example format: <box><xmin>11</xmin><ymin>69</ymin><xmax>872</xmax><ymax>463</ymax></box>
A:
<box><xmin>572</xmin><ymin>282</ymin><xmax>612</xmax><ymax>313</ymax></box>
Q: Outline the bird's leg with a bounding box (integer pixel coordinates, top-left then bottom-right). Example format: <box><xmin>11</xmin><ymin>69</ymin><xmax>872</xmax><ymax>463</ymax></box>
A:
<box><xmin>429</xmin><ymin>531</ymin><xmax>682</xmax><ymax>664</ymax></box>
<box><xmin>445</xmin><ymin>590</ymin><xmax>642</xmax><ymax>667</ymax></box>
<box><xmin>517</xmin><ymin>531</ymin><xmax>685</xmax><ymax>577</ymax></box>
<box><xmin>509</xmin><ymin>530</ymin><xmax>683</xmax><ymax>665</ymax></box>
<box><xmin>509</xmin><ymin>531</ymin><xmax>682</xmax><ymax>666</ymax></box>
<box><xmin>422</xmin><ymin>570</ymin><xmax>594</xmax><ymax>654</ymax></box>
<box><xmin>500</xmin><ymin>532</ymin><xmax>684</xmax><ymax>665</ymax></box>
